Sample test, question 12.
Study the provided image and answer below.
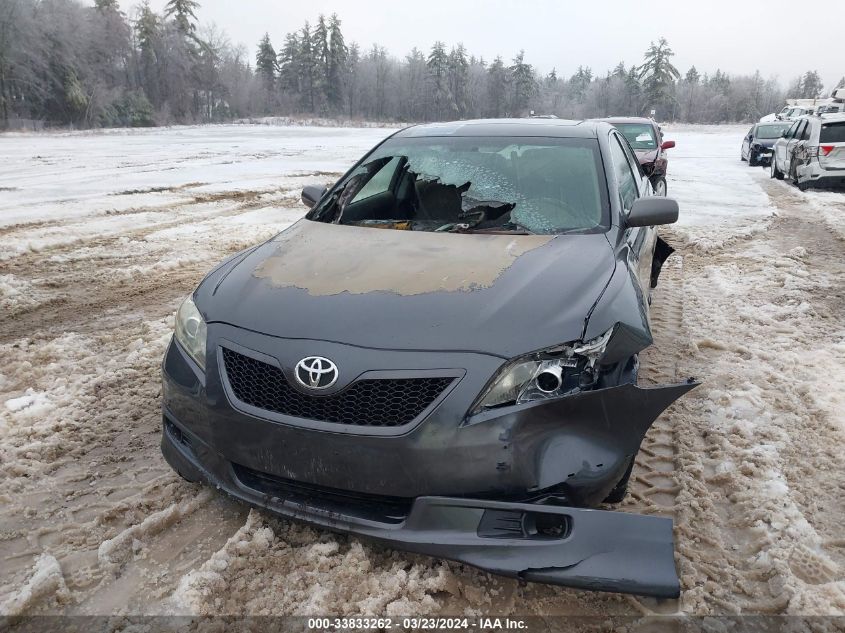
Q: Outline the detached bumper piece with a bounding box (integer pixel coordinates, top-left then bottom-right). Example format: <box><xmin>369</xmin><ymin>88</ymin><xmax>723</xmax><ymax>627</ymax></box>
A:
<box><xmin>377</xmin><ymin>497</ymin><xmax>680</xmax><ymax>599</ymax></box>
<box><xmin>162</xmin><ymin>422</ymin><xmax>679</xmax><ymax>598</ymax></box>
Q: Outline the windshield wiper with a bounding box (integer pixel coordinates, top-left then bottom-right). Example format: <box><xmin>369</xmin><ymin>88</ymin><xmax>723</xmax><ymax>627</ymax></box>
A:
<box><xmin>472</xmin><ymin>222</ymin><xmax>533</xmax><ymax>235</ymax></box>
<box><xmin>435</xmin><ymin>219</ymin><xmax>533</xmax><ymax>235</ymax></box>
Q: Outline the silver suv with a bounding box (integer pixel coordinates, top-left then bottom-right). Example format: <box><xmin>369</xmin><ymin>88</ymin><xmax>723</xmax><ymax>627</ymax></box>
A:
<box><xmin>771</xmin><ymin>114</ymin><xmax>845</xmax><ymax>190</ymax></box>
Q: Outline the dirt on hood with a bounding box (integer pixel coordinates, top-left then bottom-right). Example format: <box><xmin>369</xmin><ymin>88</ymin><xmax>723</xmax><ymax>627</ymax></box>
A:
<box><xmin>252</xmin><ymin>220</ymin><xmax>554</xmax><ymax>296</ymax></box>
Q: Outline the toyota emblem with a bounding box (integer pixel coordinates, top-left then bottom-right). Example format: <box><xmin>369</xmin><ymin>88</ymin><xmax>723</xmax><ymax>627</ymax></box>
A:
<box><xmin>294</xmin><ymin>356</ymin><xmax>338</xmax><ymax>390</ymax></box>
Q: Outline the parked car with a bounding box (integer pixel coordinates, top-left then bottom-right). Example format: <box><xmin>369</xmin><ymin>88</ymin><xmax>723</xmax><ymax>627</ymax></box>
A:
<box><xmin>771</xmin><ymin>114</ymin><xmax>845</xmax><ymax>190</ymax></box>
<box><xmin>741</xmin><ymin>121</ymin><xmax>792</xmax><ymax>166</ymax></box>
<box><xmin>597</xmin><ymin>117</ymin><xmax>674</xmax><ymax>195</ymax></box>
<box><xmin>161</xmin><ymin>119</ymin><xmax>697</xmax><ymax>598</ymax></box>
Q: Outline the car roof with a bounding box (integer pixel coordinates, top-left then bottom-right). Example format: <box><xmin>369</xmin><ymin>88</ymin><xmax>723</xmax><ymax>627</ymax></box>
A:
<box><xmin>594</xmin><ymin>116</ymin><xmax>656</xmax><ymax>125</ymax></box>
<box><xmin>819</xmin><ymin>112</ymin><xmax>845</xmax><ymax>122</ymax></box>
<box><xmin>392</xmin><ymin>118</ymin><xmax>609</xmax><ymax>139</ymax></box>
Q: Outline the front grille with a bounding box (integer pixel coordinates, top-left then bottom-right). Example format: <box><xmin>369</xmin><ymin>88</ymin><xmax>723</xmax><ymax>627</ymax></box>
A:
<box><xmin>221</xmin><ymin>347</ymin><xmax>453</xmax><ymax>427</ymax></box>
<box><xmin>232</xmin><ymin>462</ymin><xmax>412</xmax><ymax>523</ymax></box>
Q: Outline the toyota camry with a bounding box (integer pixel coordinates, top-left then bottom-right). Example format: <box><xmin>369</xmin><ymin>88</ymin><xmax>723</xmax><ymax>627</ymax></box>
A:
<box><xmin>161</xmin><ymin>118</ymin><xmax>697</xmax><ymax>598</ymax></box>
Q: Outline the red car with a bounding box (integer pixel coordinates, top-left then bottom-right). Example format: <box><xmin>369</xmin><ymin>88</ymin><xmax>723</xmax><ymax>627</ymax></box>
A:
<box><xmin>597</xmin><ymin>117</ymin><xmax>675</xmax><ymax>196</ymax></box>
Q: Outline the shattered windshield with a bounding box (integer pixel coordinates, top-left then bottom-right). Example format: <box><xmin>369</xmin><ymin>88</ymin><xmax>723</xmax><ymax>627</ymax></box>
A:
<box><xmin>310</xmin><ymin>136</ymin><xmax>608</xmax><ymax>234</ymax></box>
<box><xmin>613</xmin><ymin>123</ymin><xmax>657</xmax><ymax>150</ymax></box>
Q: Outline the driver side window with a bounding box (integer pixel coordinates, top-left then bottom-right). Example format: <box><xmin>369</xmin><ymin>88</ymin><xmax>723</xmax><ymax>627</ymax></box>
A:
<box><xmin>609</xmin><ymin>134</ymin><xmax>639</xmax><ymax>212</ymax></box>
<box><xmin>351</xmin><ymin>156</ymin><xmax>402</xmax><ymax>203</ymax></box>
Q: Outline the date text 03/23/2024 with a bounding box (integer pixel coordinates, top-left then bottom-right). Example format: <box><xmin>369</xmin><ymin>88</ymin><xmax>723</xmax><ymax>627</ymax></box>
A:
<box><xmin>307</xmin><ymin>617</ymin><xmax>528</xmax><ymax>630</ymax></box>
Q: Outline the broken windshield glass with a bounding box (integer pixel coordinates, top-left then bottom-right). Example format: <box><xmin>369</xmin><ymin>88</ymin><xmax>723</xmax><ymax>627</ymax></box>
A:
<box><xmin>311</xmin><ymin>136</ymin><xmax>609</xmax><ymax>235</ymax></box>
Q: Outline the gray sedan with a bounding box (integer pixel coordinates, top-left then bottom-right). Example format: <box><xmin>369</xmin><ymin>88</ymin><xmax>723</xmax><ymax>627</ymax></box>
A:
<box><xmin>160</xmin><ymin>118</ymin><xmax>697</xmax><ymax>598</ymax></box>
<box><xmin>741</xmin><ymin>121</ymin><xmax>791</xmax><ymax>166</ymax></box>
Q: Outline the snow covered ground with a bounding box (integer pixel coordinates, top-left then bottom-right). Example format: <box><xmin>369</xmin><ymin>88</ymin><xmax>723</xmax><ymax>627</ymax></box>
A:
<box><xmin>1</xmin><ymin>123</ymin><xmax>844</xmax><ymax>620</ymax></box>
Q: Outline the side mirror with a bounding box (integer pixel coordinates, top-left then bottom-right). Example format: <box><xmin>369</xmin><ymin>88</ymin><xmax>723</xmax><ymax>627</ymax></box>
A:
<box><xmin>627</xmin><ymin>197</ymin><xmax>679</xmax><ymax>227</ymax></box>
<box><xmin>660</xmin><ymin>140</ymin><xmax>675</xmax><ymax>150</ymax></box>
<box><xmin>301</xmin><ymin>184</ymin><xmax>328</xmax><ymax>209</ymax></box>
<box><xmin>780</xmin><ymin>131</ymin><xmax>788</xmax><ymax>138</ymax></box>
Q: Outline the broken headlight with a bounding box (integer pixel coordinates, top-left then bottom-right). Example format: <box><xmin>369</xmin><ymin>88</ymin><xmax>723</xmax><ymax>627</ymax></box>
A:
<box><xmin>471</xmin><ymin>328</ymin><xmax>614</xmax><ymax>414</ymax></box>
<box><xmin>174</xmin><ymin>295</ymin><xmax>207</xmax><ymax>371</ymax></box>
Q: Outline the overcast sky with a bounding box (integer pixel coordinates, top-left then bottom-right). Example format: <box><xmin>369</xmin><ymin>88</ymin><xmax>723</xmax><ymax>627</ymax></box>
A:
<box><xmin>116</xmin><ymin>0</ymin><xmax>844</xmax><ymax>89</ymax></box>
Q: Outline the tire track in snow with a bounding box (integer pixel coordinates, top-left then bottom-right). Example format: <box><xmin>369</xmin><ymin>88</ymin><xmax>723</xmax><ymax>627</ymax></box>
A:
<box><xmin>664</xmin><ymin>190</ymin><xmax>845</xmax><ymax>614</ymax></box>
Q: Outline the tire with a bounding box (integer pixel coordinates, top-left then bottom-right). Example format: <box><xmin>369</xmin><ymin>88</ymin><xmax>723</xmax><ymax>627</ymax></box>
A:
<box><xmin>603</xmin><ymin>457</ymin><xmax>635</xmax><ymax>503</ymax></box>
<box><xmin>651</xmin><ymin>176</ymin><xmax>667</xmax><ymax>197</ymax></box>
<box><xmin>741</xmin><ymin>153</ymin><xmax>747</xmax><ymax>162</ymax></box>
<box><xmin>748</xmin><ymin>151</ymin><xmax>758</xmax><ymax>167</ymax></box>
<box><xmin>771</xmin><ymin>157</ymin><xmax>784</xmax><ymax>180</ymax></box>
<box><xmin>797</xmin><ymin>180</ymin><xmax>811</xmax><ymax>192</ymax></box>
<box><xmin>175</xmin><ymin>469</ymin><xmax>200</xmax><ymax>483</ymax></box>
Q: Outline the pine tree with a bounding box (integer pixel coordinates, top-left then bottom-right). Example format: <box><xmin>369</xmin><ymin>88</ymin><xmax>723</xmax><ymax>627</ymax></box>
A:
<box><xmin>624</xmin><ymin>65</ymin><xmax>642</xmax><ymax>114</ymax></box>
<box><xmin>326</xmin><ymin>14</ymin><xmax>347</xmax><ymax>112</ymax></box>
<box><xmin>569</xmin><ymin>66</ymin><xmax>592</xmax><ymax>103</ymax></box>
<box><xmin>709</xmin><ymin>69</ymin><xmax>731</xmax><ymax>96</ymax></box>
<box><xmin>135</xmin><ymin>1</ymin><xmax>161</xmax><ymax>106</ymax></box>
<box><xmin>367</xmin><ymin>45</ymin><xmax>390</xmax><ymax>119</ymax></box>
<box><xmin>346</xmin><ymin>42</ymin><xmax>360</xmax><ymax>117</ymax></box>
<box><xmin>799</xmin><ymin>70</ymin><xmax>823</xmax><ymax>98</ymax></box>
<box><xmin>637</xmin><ymin>38</ymin><xmax>679</xmax><ymax>116</ymax></box>
<box><xmin>426</xmin><ymin>41</ymin><xmax>450</xmax><ymax>120</ymax></box>
<box><xmin>403</xmin><ymin>47</ymin><xmax>426</xmax><ymax>120</ymax></box>
<box><xmin>747</xmin><ymin>70</ymin><xmax>764</xmax><ymax>120</ymax></box>
<box><xmin>509</xmin><ymin>50</ymin><xmax>536</xmax><ymax>116</ymax></box>
<box><xmin>685</xmin><ymin>66</ymin><xmax>700</xmax><ymax>84</ymax></box>
<box><xmin>487</xmin><ymin>56</ymin><xmax>508</xmax><ymax>117</ymax></box>
<box><xmin>312</xmin><ymin>14</ymin><xmax>330</xmax><ymax>111</ymax></box>
<box><xmin>684</xmin><ymin>66</ymin><xmax>700</xmax><ymax>121</ymax></box>
<box><xmin>447</xmin><ymin>44</ymin><xmax>468</xmax><ymax>117</ymax></box>
<box><xmin>94</xmin><ymin>0</ymin><xmax>121</xmax><ymax>11</ymax></box>
<box><xmin>164</xmin><ymin>0</ymin><xmax>200</xmax><ymax>37</ymax></box>
<box><xmin>255</xmin><ymin>33</ymin><xmax>277</xmax><ymax>96</ymax></box>
<box><xmin>278</xmin><ymin>33</ymin><xmax>301</xmax><ymax>96</ymax></box>
<box><xmin>298</xmin><ymin>22</ymin><xmax>316</xmax><ymax>111</ymax></box>
<box><xmin>612</xmin><ymin>62</ymin><xmax>626</xmax><ymax>79</ymax></box>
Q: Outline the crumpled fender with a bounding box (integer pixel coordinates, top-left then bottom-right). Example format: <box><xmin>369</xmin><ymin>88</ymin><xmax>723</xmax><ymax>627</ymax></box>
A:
<box><xmin>481</xmin><ymin>381</ymin><xmax>699</xmax><ymax>505</ymax></box>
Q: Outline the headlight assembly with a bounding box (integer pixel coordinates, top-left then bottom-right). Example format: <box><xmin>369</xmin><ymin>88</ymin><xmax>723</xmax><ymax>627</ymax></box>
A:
<box><xmin>174</xmin><ymin>295</ymin><xmax>207</xmax><ymax>371</ymax></box>
<box><xmin>471</xmin><ymin>327</ymin><xmax>614</xmax><ymax>414</ymax></box>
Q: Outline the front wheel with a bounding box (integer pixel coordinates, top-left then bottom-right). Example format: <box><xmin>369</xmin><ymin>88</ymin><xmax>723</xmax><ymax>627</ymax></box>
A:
<box><xmin>771</xmin><ymin>157</ymin><xmax>784</xmax><ymax>180</ymax></box>
<box><xmin>651</xmin><ymin>176</ymin><xmax>667</xmax><ymax>196</ymax></box>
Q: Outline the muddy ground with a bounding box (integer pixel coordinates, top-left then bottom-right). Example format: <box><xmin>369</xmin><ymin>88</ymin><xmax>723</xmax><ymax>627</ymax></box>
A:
<box><xmin>0</xmin><ymin>125</ymin><xmax>843</xmax><ymax>622</ymax></box>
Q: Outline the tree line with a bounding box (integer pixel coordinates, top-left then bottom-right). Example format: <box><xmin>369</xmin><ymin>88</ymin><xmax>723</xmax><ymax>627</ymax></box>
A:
<box><xmin>1</xmin><ymin>0</ymin><xmax>842</xmax><ymax>129</ymax></box>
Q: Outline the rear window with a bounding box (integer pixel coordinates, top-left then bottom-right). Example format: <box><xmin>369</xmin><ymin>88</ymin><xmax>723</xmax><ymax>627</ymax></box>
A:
<box><xmin>613</xmin><ymin>123</ymin><xmax>657</xmax><ymax>150</ymax></box>
<box><xmin>756</xmin><ymin>123</ymin><xmax>790</xmax><ymax>139</ymax></box>
<box><xmin>820</xmin><ymin>122</ymin><xmax>845</xmax><ymax>143</ymax></box>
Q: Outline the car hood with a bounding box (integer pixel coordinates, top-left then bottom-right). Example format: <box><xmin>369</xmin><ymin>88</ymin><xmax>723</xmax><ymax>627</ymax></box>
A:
<box><xmin>197</xmin><ymin>219</ymin><xmax>616</xmax><ymax>358</ymax></box>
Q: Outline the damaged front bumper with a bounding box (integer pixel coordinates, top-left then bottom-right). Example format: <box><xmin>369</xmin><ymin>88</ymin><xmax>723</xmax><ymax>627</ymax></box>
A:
<box><xmin>162</xmin><ymin>423</ymin><xmax>680</xmax><ymax>597</ymax></box>
<box><xmin>161</xmin><ymin>333</ymin><xmax>696</xmax><ymax>598</ymax></box>
<box><xmin>752</xmin><ymin>146</ymin><xmax>774</xmax><ymax>163</ymax></box>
